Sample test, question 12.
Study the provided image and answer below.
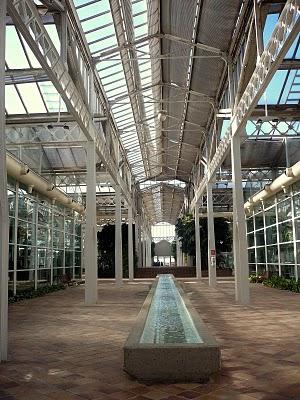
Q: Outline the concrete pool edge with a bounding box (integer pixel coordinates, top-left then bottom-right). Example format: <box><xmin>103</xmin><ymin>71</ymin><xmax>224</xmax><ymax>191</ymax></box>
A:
<box><xmin>123</xmin><ymin>276</ymin><xmax>221</xmax><ymax>382</ymax></box>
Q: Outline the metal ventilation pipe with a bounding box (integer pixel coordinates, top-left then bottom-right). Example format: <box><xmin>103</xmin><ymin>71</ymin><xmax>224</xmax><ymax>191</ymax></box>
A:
<box><xmin>6</xmin><ymin>153</ymin><xmax>85</xmax><ymax>214</ymax></box>
<box><xmin>244</xmin><ymin>161</ymin><xmax>300</xmax><ymax>210</ymax></box>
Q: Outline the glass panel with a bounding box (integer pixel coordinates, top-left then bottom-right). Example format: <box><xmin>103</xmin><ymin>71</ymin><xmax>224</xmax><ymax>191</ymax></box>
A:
<box><xmin>75</xmin><ymin>252</ymin><xmax>81</xmax><ymax>266</ymax></box>
<box><xmin>296</xmin><ymin>242</ymin><xmax>300</xmax><ymax>263</ymax></box>
<box><xmin>267</xmin><ymin>246</ymin><xmax>278</xmax><ymax>263</ymax></box>
<box><xmin>280</xmin><ymin>243</ymin><xmax>294</xmax><ymax>264</ymax></box>
<box><xmin>255</xmin><ymin>213</ymin><xmax>264</xmax><ymax>229</ymax></box>
<box><xmin>65</xmin><ymin>250</ymin><xmax>73</xmax><ymax>267</ymax></box>
<box><xmin>37</xmin><ymin>226</ymin><xmax>51</xmax><ymax>247</ymax></box>
<box><xmin>257</xmin><ymin>247</ymin><xmax>265</xmax><ymax>263</ymax></box>
<box><xmin>281</xmin><ymin>265</ymin><xmax>295</xmax><ymax>278</ymax></box>
<box><xmin>277</xmin><ymin>198</ymin><xmax>292</xmax><ymax>222</ymax></box>
<box><xmin>9</xmin><ymin>244</ymin><xmax>14</xmax><ymax>271</ymax></box>
<box><xmin>248</xmin><ymin>249</ymin><xmax>255</xmax><ymax>263</ymax></box>
<box><xmin>267</xmin><ymin>264</ymin><xmax>279</xmax><ymax>276</ymax></box>
<box><xmin>7</xmin><ymin>189</ymin><xmax>15</xmax><ymax>217</ymax></box>
<box><xmin>246</xmin><ymin>217</ymin><xmax>254</xmax><ymax>232</ymax></box>
<box><xmin>18</xmin><ymin>195</ymin><xmax>36</xmax><ymax>221</ymax></box>
<box><xmin>75</xmin><ymin>222</ymin><xmax>81</xmax><ymax>236</ymax></box>
<box><xmin>17</xmin><ymin>83</ymin><xmax>47</xmax><ymax>114</ymax></box>
<box><xmin>53</xmin><ymin>250</ymin><xmax>64</xmax><ymax>268</ymax></box>
<box><xmin>266</xmin><ymin>225</ymin><xmax>277</xmax><ymax>245</ymax></box>
<box><xmin>249</xmin><ymin>264</ymin><xmax>256</xmax><ymax>274</ymax></box>
<box><xmin>9</xmin><ymin>218</ymin><xmax>14</xmax><ymax>243</ymax></box>
<box><xmin>53</xmin><ymin>213</ymin><xmax>64</xmax><ymax>230</ymax></box>
<box><xmin>279</xmin><ymin>222</ymin><xmax>293</xmax><ymax>242</ymax></box>
<box><xmin>53</xmin><ymin>230</ymin><xmax>64</xmax><ymax>249</ymax></box>
<box><xmin>65</xmin><ymin>218</ymin><xmax>73</xmax><ymax>233</ymax></box>
<box><xmin>5</xmin><ymin>85</ymin><xmax>27</xmax><ymax>114</ymax></box>
<box><xmin>293</xmin><ymin>181</ymin><xmax>300</xmax><ymax>195</ymax></box>
<box><xmin>264</xmin><ymin>206</ymin><xmax>276</xmax><ymax>226</ymax></box>
<box><xmin>74</xmin><ymin>236</ymin><xmax>81</xmax><ymax>250</ymax></box>
<box><xmin>38</xmin><ymin>206</ymin><xmax>51</xmax><ymax>226</ymax></box>
<box><xmin>37</xmin><ymin>269</ymin><xmax>51</xmax><ymax>285</ymax></box>
<box><xmin>247</xmin><ymin>233</ymin><xmax>254</xmax><ymax>247</ymax></box>
<box><xmin>65</xmin><ymin>234</ymin><xmax>73</xmax><ymax>249</ymax></box>
<box><xmin>293</xmin><ymin>193</ymin><xmax>300</xmax><ymax>217</ymax></box>
<box><xmin>294</xmin><ymin>219</ymin><xmax>300</xmax><ymax>240</ymax></box>
<box><xmin>263</xmin><ymin>197</ymin><xmax>275</xmax><ymax>209</ymax></box>
<box><xmin>37</xmin><ymin>248</ymin><xmax>52</xmax><ymax>269</ymax></box>
<box><xmin>17</xmin><ymin>270</ymin><xmax>35</xmax><ymax>288</ymax></box>
<box><xmin>17</xmin><ymin>221</ymin><xmax>34</xmax><ymax>246</ymax></box>
<box><xmin>256</xmin><ymin>230</ymin><xmax>265</xmax><ymax>246</ymax></box>
<box><xmin>17</xmin><ymin>246</ymin><xmax>35</xmax><ymax>270</ymax></box>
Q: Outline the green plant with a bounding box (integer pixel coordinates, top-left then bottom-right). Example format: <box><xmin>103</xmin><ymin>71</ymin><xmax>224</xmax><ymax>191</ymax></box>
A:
<box><xmin>249</xmin><ymin>274</ymin><xmax>265</xmax><ymax>283</ymax></box>
<box><xmin>8</xmin><ymin>284</ymin><xmax>66</xmax><ymax>303</ymax></box>
<box><xmin>175</xmin><ymin>214</ymin><xmax>232</xmax><ymax>269</ymax></box>
<box><xmin>263</xmin><ymin>275</ymin><xmax>300</xmax><ymax>293</ymax></box>
<box><xmin>97</xmin><ymin>223</ymin><xmax>137</xmax><ymax>278</ymax></box>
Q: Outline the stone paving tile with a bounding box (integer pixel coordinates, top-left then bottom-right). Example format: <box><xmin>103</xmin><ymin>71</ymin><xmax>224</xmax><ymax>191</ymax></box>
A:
<box><xmin>0</xmin><ymin>279</ymin><xmax>299</xmax><ymax>400</ymax></box>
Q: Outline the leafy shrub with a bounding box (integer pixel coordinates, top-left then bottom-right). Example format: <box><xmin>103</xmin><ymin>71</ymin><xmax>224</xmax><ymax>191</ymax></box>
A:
<box><xmin>8</xmin><ymin>284</ymin><xmax>66</xmax><ymax>304</ymax></box>
<box><xmin>249</xmin><ymin>274</ymin><xmax>265</xmax><ymax>283</ymax></box>
<box><xmin>263</xmin><ymin>275</ymin><xmax>300</xmax><ymax>293</ymax></box>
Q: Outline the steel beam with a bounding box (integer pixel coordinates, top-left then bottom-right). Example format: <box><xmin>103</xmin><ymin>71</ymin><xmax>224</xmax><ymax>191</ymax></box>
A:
<box><xmin>191</xmin><ymin>0</ymin><xmax>300</xmax><ymax>209</ymax></box>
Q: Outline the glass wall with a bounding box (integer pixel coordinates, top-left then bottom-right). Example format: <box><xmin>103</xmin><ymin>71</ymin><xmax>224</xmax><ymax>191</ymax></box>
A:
<box><xmin>7</xmin><ymin>177</ymin><xmax>83</xmax><ymax>294</ymax></box>
<box><xmin>246</xmin><ymin>181</ymin><xmax>300</xmax><ymax>280</ymax></box>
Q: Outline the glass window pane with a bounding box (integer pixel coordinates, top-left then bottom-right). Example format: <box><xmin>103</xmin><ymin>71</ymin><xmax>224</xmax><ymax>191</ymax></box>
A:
<box><xmin>267</xmin><ymin>246</ymin><xmax>278</xmax><ymax>263</ymax></box>
<box><xmin>293</xmin><ymin>193</ymin><xmax>300</xmax><ymax>217</ymax></box>
<box><xmin>18</xmin><ymin>195</ymin><xmax>36</xmax><ymax>221</ymax></box>
<box><xmin>257</xmin><ymin>247</ymin><xmax>265</xmax><ymax>263</ymax></box>
<box><xmin>17</xmin><ymin>83</ymin><xmax>47</xmax><ymax>114</ymax></box>
<box><xmin>247</xmin><ymin>233</ymin><xmax>254</xmax><ymax>247</ymax></box>
<box><xmin>255</xmin><ymin>213</ymin><xmax>264</xmax><ymax>229</ymax></box>
<box><xmin>266</xmin><ymin>225</ymin><xmax>277</xmax><ymax>245</ymax></box>
<box><xmin>17</xmin><ymin>221</ymin><xmax>34</xmax><ymax>245</ymax></box>
<box><xmin>248</xmin><ymin>249</ymin><xmax>255</xmax><ymax>263</ymax></box>
<box><xmin>246</xmin><ymin>217</ymin><xmax>254</xmax><ymax>232</ymax></box>
<box><xmin>279</xmin><ymin>222</ymin><xmax>293</xmax><ymax>243</ymax></box>
<box><xmin>37</xmin><ymin>226</ymin><xmax>51</xmax><ymax>247</ymax></box>
<box><xmin>280</xmin><ymin>243</ymin><xmax>294</xmax><ymax>264</ymax></box>
<box><xmin>5</xmin><ymin>85</ymin><xmax>27</xmax><ymax>114</ymax></box>
<box><xmin>256</xmin><ymin>230</ymin><xmax>265</xmax><ymax>246</ymax></box>
<box><xmin>264</xmin><ymin>206</ymin><xmax>276</xmax><ymax>226</ymax></box>
<box><xmin>277</xmin><ymin>198</ymin><xmax>292</xmax><ymax>222</ymax></box>
<box><xmin>17</xmin><ymin>246</ymin><xmax>35</xmax><ymax>270</ymax></box>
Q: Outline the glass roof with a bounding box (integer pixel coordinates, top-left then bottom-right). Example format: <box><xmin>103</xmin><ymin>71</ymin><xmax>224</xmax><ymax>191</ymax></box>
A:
<box><xmin>74</xmin><ymin>0</ymin><xmax>158</xmax><ymax>179</ymax></box>
<box><xmin>5</xmin><ymin>24</ymin><xmax>67</xmax><ymax>115</ymax></box>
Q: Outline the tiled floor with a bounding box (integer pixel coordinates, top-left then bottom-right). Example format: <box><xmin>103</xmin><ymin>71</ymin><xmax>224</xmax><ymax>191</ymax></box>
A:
<box><xmin>0</xmin><ymin>278</ymin><xmax>299</xmax><ymax>400</ymax></box>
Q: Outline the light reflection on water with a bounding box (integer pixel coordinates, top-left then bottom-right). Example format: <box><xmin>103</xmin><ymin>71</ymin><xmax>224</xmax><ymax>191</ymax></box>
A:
<box><xmin>140</xmin><ymin>275</ymin><xmax>203</xmax><ymax>344</ymax></box>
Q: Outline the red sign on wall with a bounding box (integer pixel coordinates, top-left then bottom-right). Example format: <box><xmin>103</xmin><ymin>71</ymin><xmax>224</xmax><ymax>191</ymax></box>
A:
<box><xmin>210</xmin><ymin>249</ymin><xmax>216</xmax><ymax>256</ymax></box>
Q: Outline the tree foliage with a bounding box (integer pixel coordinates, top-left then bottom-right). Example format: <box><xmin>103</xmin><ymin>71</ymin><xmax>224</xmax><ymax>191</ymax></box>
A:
<box><xmin>175</xmin><ymin>213</ymin><xmax>232</xmax><ymax>269</ymax></box>
<box><xmin>97</xmin><ymin>223</ymin><xmax>137</xmax><ymax>278</ymax></box>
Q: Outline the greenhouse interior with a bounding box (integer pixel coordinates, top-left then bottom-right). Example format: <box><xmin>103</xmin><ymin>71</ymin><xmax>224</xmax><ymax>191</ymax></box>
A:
<box><xmin>0</xmin><ymin>0</ymin><xmax>300</xmax><ymax>398</ymax></box>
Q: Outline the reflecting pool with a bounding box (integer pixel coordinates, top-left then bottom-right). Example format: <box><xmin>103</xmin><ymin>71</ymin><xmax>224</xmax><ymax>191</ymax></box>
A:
<box><xmin>140</xmin><ymin>275</ymin><xmax>203</xmax><ymax>344</ymax></box>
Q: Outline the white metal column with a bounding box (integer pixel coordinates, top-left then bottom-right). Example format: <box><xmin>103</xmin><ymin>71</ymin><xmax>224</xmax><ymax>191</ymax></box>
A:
<box><xmin>134</xmin><ymin>215</ymin><xmax>138</xmax><ymax>261</ymax></box>
<box><xmin>128</xmin><ymin>205</ymin><xmax>134</xmax><ymax>281</ymax></box>
<box><xmin>147</xmin><ymin>233</ymin><xmax>152</xmax><ymax>267</ymax></box>
<box><xmin>176</xmin><ymin>236</ymin><xmax>180</xmax><ymax>266</ymax></box>
<box><xmin>85</xmin><ymin>141</ymin><xmax>98</xmax><ymax>305</ymax></box>
<box><xmin>195</xmin><ymin>205</ymin><xmax>202</xmax><ymax>279</ymax></box>
<box><xmin>115</xmin><ymin>185</ymin><xmax>123</xmax><ymax>286</ymax></box>
<box><xmin>0</xmin><ymin>0</ymin><xmax>8</xmax><ymax>362</ymax></box>
<box><xmin>231</xmin><ymin>134</ymin><xmax>250</xmax><ymax>304</ymax></box>
<box><xmin>207</xmin><ymin>182</ymin><xmax>217</xmax><ymax>287</ymax></box>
